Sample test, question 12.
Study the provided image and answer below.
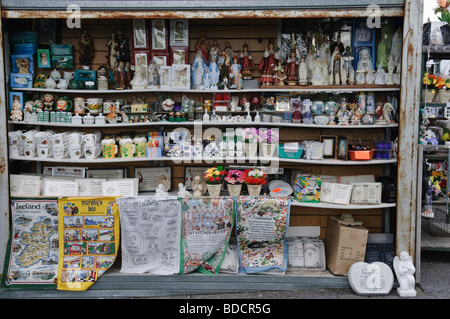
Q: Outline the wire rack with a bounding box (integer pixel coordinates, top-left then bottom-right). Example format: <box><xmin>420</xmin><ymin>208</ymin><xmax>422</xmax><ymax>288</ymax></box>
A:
<box><xmin>422</xmin><ymin>207</ymin><xmax>450</xmax><ymax>237</ymax></box>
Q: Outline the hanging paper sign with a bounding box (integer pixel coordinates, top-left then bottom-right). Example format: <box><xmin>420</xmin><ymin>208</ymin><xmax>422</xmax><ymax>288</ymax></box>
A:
<box><xmin>2</xmin><ymin>198</ymin><xmax>59</xmax><ymax>289</ymax></box>
<box><xmin>116</xmin><ymin>197</ymin><xmax>182</xmax><ymax>275</ymax></box>
<box><xmin>235</xmin><ymin>196</ymin><xmax>290</xmax><ymax>274</ymax></box>
<box><xmin>180</xmin><ymin>197</ymin><xmax>235</xmax><ymax>275</ymax></box>
<box><xmin>57</xmin><ymin>197</ymin><xmax>120</xmax><ymax>291</ymax></box>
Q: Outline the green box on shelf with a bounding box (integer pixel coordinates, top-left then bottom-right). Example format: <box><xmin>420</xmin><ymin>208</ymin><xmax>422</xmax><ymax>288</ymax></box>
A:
<box><xmin>75</xmin><ymin>69</ymin><xmax>96</xmax><ymax>81</ymax></box>
<box><xmin>293</xmin><ymin>173</ymin><xmax>321</xmax><ymax>203</ymax></box>
<box><xmin>52</xmin><ymin>55</ymin><xmax>73</xmax><ymax>68</ymax></box>
<box><xmin>50</xmin><ymin>44</ymin><xmax>73</xmax><ymax>56</ymax></box>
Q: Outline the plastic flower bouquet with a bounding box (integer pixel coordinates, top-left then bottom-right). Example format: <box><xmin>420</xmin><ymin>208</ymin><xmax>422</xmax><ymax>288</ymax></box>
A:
<box><xmin>243</xmin><ymin>168</ymin><xmax>267</xmax><ymax>185</ymax></box>
<box><xmin>224</xmin><ymin>170</ymin><xmax>244</xmax><ymax>185</ymax></box>
<box><xmin>203</xmin><ymin>167</ymin><xmax>226</xmax><ymax>185</ymax></box>
<box><xmin>259</xmin><ymin>129</ymin><xmax>279</xmax><ymax>144</ymax></box>
<box><xmin>242</xmin><ymin>127</ymin><xmax>260</xmax><ymax>143</ymax></box>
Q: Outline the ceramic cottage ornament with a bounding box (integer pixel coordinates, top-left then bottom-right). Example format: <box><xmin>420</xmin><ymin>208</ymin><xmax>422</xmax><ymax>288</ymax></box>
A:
<box><xmin>393</xmin><ymin>251</ymin><xmax>417</xmax><ymax>297</ymax></box>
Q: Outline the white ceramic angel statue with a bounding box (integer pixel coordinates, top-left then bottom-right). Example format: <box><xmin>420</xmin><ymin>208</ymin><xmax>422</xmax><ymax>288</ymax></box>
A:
<box><xmin>155</xmin><ymin>184</ymin><xmax>169</xmax><ymax>197</ymax></box>
<box><xmin>177</xmin><ymin>183</ymin><xmax>191</xmax><ymax>197</ymax></box>
<box><xmin>192</xmin><ymin>175</ymin><xmax>204</xmax><ymax>197</ymax></box>
<box><xmin>393</xmin><ymin>251</ymin><xmax>416</xmax><ymax>297</ymax></box>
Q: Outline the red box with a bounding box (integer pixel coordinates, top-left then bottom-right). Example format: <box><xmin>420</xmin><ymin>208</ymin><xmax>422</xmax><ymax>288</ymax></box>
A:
<box><xmin>348</xmin><ymin>148</ymin><xmax>374</xmax><ymax>161</ymax></box>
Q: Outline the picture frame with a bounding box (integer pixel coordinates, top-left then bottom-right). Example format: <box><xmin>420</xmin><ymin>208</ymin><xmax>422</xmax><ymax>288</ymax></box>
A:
<box><xmin>354</xmin><ymin>46</ymin><xmax>375</xmax><ymax>72</ymax></box>
<box><xmin>37</xmin><ymin>49</ymin><xmax>51</xmax><ymax>68</ymax></box>
<box><xmin>151</xmin><ymin>19</ymin><xmax>168</xmax><ymax>51</ymax></box>
<box><xmin>170</xmin><ymin>46</ymin><xmax>188</xmax><ymax>65</ymax></box>
<box><xmin>276</xmin><ymin>95</ymin><xmax>291</xmax><ymax>112</ymax></box>
<box><xmin>11</xmin><ymin>54</ymin><xmax>34</xmax><ymax>74</ymax></box>
<box><xmin>134</xmin><ymin>167</ymin><xmax>171</xmax><ymax>192</ymax></box>
<box><xmin>320</xmin><ymin>135</ymin><xmax>337</xmax><ymax>158</ymax></box>
<box><xmin>171</xmin><ymin>64</ymin><xmax>191</xmax><ymax>89</ymax></box>
<box><xmin>151</xmin><ymin>53</ymin><xmax>169</xmax><ymax>69</ymax></box>
<box><xmin>184</xmin><ymin>166</ymin><xmax>209</xmax><ymax>190</ymax></box>
<box><xmin>337</xmin><ymin>137</ymin><xmax>348</xmax><ymax>160</ymax></box>
<box><xmin>9</xmin><ymin>91</ymin><xmax>23</xmax><ymax>111</ymax></box>
<box><xmin>85</xmin><ymin>168</ymin><xmax>127</xmax><ymax>179</ymax></box>
<box><xmin>353</xmin><ymin>18</ymin><xmax>375</xmax><ymax>46</ymax></box>
<box><xmin>10</xmin><ymin>73</ymin><xmax>33</xmax><ymax>88</ymax></box>
<box><xmin>133</xmin><ymin>51</ymin><xmax>149</xmax><ymax>70</ymax></box>
<box><xmin>33</xmin><ymin>19</ymin><xmax>59</xmax><ymax>44</ymax></box>
<box><xmin>132</xmin><ymin>19</ymin><xmax>149</xmax><ymax>50</ymax></box>
<box><xmin>170</xmin><ymin>19</ymin><xmax>189</xmax><ymax>47</ymax></box>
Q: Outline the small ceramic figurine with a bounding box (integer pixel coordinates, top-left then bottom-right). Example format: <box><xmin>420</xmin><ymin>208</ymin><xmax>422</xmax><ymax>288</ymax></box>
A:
<box><xmin>10</xmin><ymin>98</ymin><xmax>23</xmax><ymax>121</ymax></box>
<box><xmin>357</xmin><ymin>48</ymin><xmax>374</xmax><ymax>72</ymax></box>
<box><xmin>194</xmin><ymin>31</ymin><xmax>211</xmax><ymax>65</ymax></box>
<box><xmin>192</xmin><ymin>50</ymin><xmax>207</xmax><ymax>89</ymax></box>
<box><xmin>311</xmin><ymin>58</ymin><xmax>324</xmax><ymax>85</ymax></box>
<box><xmin>285</xmin><ymin>49</ymin><xmax>299</xmax><ymax>85</ymax></box>
<box><xmin>130</xmin><ymin>55</ymin><xmax>147</xmax><ymax>89</ymax></box>
<box><xmin>209</xmin><ymin>55</ymin><xmax>220</xmax><ymax>89</ymax></box>
<box><xmin>387</xmin><ymin>54</ymin><xmax>396</xmax><ymax>85</ymax></box>
<box><xmin>298</xmin><ymin>57</ymin><xmax>308</xmax><ymax>85</ymax></box>
<box><xmin>178</xmin><ymin>183</ymin><xmax>191</xmax><ymax>197</ymax></box>
<box><xmin>192</xmin><ymin>175</ymin><xmax>204</xmax><ymax>197</ymax></box>
<box><xmin>274</xmin><ymin>61</ymin><xmax>286</xmax><ymax>86</ymax></box>
<box><xmin>375</xmin><ymin>64</ymin><xmax>387</xmax><ymax>85</ymax></box>
<box><xmin>155</xmin><ymin>183</ymin><xmax>169</xmax><ymax>197</ymax></box>
<box><xmin>394</xmin><ymin>251</ymin><xmax>417</xmax><ymax>297</ymax></box>
<box><xmin>258</xmin><ymin>39</ymin><xmax>279</xmax><ymax>86</ymax></box>
<box><xmin>229</xmin><ymin>56</ymin><xmax>243</xmax><ymax>89</ymax></box>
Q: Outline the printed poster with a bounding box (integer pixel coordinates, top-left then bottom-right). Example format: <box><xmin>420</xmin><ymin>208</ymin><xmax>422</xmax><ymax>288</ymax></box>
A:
<box><xmin>180</xmin><ymin>197</ymin><xmax>235</xmax><ymax>275</ymax></box>
<box><xmin>235</xmin><ymin>196</ymin><xmax>290</xmax><ymax>274</ymax></box>
<box><xmin>2</xmin><ymin>198</ymin><xmax>59</xmax><ymax>289</ymax></box>
<box><xmin>116</xmin><ymin>197</ymin><xmax>182</xmax><ymax>275</ymax></box>
<box><xmin>57</xmin><ymin>197</ymin><xmax>120</xmax><ymax>291</ymax></box>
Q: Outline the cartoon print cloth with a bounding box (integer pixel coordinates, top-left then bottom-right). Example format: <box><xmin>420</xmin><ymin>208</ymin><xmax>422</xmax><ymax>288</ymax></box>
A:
<box><xmin>235</xmin><ymin>196</ymin><xmax>290</xmax><ymax>274</ymax></box>
<box><xmin>57</xmin><ymin>197</ymin><xmax>120</xmax><ymax>291</ymax></box>
<box><xmin>2</xmin><ymin>198</ymin><xmax>59</xmax><ymax>289</ymax></box>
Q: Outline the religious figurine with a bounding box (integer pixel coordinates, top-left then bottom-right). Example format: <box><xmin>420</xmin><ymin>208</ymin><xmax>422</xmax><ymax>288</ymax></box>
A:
<box><xmin>258</xmin><ymin>39</ymin><xmax>280</xmax><ymax>86</ymax></box>
<box><xmin>319</xmin><ymin>35</ymin><xmax>331</xmax><ymax>67</ymax></box>
<box><xmin>357</xmin><ymin>48</ymin><xmax>374</xmax><ymax>72</ymax></box>
<box><xmin>305</xmin><ymin>46</ymin><xmax>315</xmax><ymax>82</ymax></box>
<box><xmin>337</xmin><ymin>102</ymin><xmax>350</xmax><ymax>125</ymax></box>
<box><xmin>218</xmin><ymin>49</ymin><xmax>231</xmax><ymax>86</ymax></box>
<box><xmin>79</xmin><ymin>29</ymin><xmax>94</xmax><ymax>67</ymax></box>
<box><xmin>394</xmin><ymin>251</ymin><xmax>417</xmax><ymax>297</ymax></box>
<box><xmin>117</xmin><ymin>30</ymin><xmax>130</xmax><ymax>64</ymax></box>
<box><xmin>375</xmin><ymin>64</ymin><xmax>387</xmax><ymax>85</ymax></box>
<box><xmin>273</xmin><ymin>61</ymin><xmax>286</xmax><ymax>86</ymax></box>
<box><xmin>130</xmin><ymin>55</ymin><xmax>147</xmax><ymax>89</ymax></box>
<box><xmin>240</xmin><ymin>42</ymin><xmax>255</xmax><ymax>80</ymax></box>
<box><xmin>155</xmin><ymin>183</ymin><xmax>169</xmax><ymax>197</ymax></box>
<box><xmin>298</xmin><ymin>57</ymin><xmax>308</xmax><ymax>85</ymax></box>
<box><xmin>329</xmin><ymin>36</ymin><xmax>345</xmax><ymax>56</ymax></box>
<box><xmin>229</xmin><ymin>56</ymin><xmax>243</xmax><ymax>89</ymax></box>
<box><xmin>194</xmin><ymin>31</ymin><xmax>211</xmax><ymax>65</ymax></box>
<box><xmin>147</xmin><ymin>59</ymin><xmax>159</xmax><ymax>89</ymax></box>
<box><xmin>284</xmin><ymin>49</ymin><xmax>299</xmax><ymax>85</ymax></box>
<box><xmin>383</xmin><ymin>102</ymin><xmax>396</xmax><ymax>123</ymax></box>
<box><xmin>208</xmin><ymin>55</ymin><xmax>220</xmax><ymax>89</ymax></box>
<box><xmin>330</xmin><ymin>46</ymin><xmax>346</xmax><ymax>85</ymax></box>
<box><xmin>178</xmin><ymin>183</ymin><xmax>191</xmax><ymax>197</ymax></box>
<box><xmin>106</xmin><ymin>32</ymin><xmax>118</xmax><ymax>70</ymax></box>
<box><xmin>348</xmin><ymin>66</ymin><xmax>356</xmax><ymax>85</ymax></box>
<box><xmin>192</xmin><ymin>175</ymin><xmax>204</xmax><ymax>197</ymax></box>
<box><xmin>210</xmin><ymin>40</ymin><xmax>220</xmax><ymax>63</ymax></box>
<box><xmin>342</xmin><ymin>46</ymin><xmax>354</xmax><ymax>77</ymax></box>
<box><xmin>311</xmin><ymin>57</ymin><xmax>324</xmax><ymax>85</ymax></box>
<box><xmin>223</xmin><ymin>42</ymin><xmax>235</xmax><ymax>62</ymax></box>
<box><xmin>387</xmin><ymin>54</ymin><xmax>396</xmax><ymax>85</ymax></box>
<box><xmin>191</xmin><ymin>50</ymin><xmax>207</xmax><ymax>89</ymax></box>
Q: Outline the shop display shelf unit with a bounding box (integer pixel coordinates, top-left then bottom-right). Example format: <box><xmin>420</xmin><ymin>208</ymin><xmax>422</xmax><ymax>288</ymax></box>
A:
<box><xmin>0</xmin><ymin>0</ymin><xmax>423</xmax><ymax>298</ymax></box>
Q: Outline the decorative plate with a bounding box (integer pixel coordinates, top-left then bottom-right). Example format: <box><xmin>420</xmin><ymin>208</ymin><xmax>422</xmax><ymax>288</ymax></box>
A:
<box><xmin>314</xmin><ymin>115</ymin><xmax>329</xmax><ymax>125</ymax></box>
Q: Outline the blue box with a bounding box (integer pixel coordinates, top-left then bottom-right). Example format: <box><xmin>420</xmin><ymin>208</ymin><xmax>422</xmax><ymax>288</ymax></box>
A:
<box><xmin>10</xmin><ymin>31</ymin><xmax>37</xmax><ymax>44</ymax></box>
<box><xmin>50</xmin><ymin>44</ymin><xmax>73</xmax><ymax>56</ymax></box>
<box><xmin>75</xmin><ymin>69</ymin><xmax>96</xmax><ymax>81</ymax></box>
<box><xmin>11</xmin><ymin>54</ymin><xmax>34</xmax><ymax>74</ymax></box>
<box><xmin>13</xmin><ymin>43</ymin><xmax>37</xmax><ymax>55</ymax></box>
<box><xmin>10</xmin><ymin>73</ymin><xmax>33</xmax><ymax>88</ymax></box>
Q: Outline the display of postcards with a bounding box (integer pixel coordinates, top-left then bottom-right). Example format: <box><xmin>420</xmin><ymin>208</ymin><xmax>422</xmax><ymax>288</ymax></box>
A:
<box><xmin>10</xmin><ymin>73</ymin><xmax>33</xmax><ymax>88</ymax></box>
<box><xmin>52</xmin><ymin>55</ymin><xmax>73</xmax><ymax>68</ymax></box>
<box><xmin>75</xmin><ymin>69</ymin><xmax>96</xmax><ymax>81</ymax></box>
<box><xmin>11</xmin><ymin>54</ymin><xmax>34</xmax><ymax>74</ymax></box>
<box><xmin>50</xmin><ymin>44</ymin><xmax>73</xmax><ymax>56</ymax></box>
<box><xmin>164</xmin><ymin>131</ymin><xmax>188</xmax><ymax>144</ymax></box>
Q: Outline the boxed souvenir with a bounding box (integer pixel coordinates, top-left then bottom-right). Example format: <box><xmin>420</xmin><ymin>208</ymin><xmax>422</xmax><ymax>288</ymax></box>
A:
<box><xmin>286</xmin><ymin>226</ymin><xmax>326</xmax><ymax>270</ymax></box>
<box><xmin>52</xmin><ymin>55</ymin><xmax>73</xmax><ymax>68</ymax></box>
<box><xmin>11</xmin><ymin>54</ymin><xmax>34</xmax><ymax>74</ymax></box>
<box><xmin>75</xmin><ymin>69</ymin><xmax>96</xmax><ymax>81</ymax></box>
<box><xmin>9</xmin><ymin>31</ymin><xmax>37</xmax><ymax>44</ymax></box>
<box><xmin>279</xmin><ymin>143</ymin><xmax>303</xmax><ymax>159</ymax></box>
<box><xmin>293</xmin><ymin>173</ymin><xmax>321</xmax><ymax>203</ymax></box>
<box><xmin>13</xmin><ymin>43</ymin><xmax>37</xmax><ymax>55</ymax></box>
<box><xmin>324</xmin><ymin>214</ymin><xmax>369</xmax><ymax>275</ymax></box>
<box><xmin>50</xmin><ymin>44</ymin><xmax>73</xmax><ymax>56</ymax></box>
<box><xmin>10</xmin><ymin>73</ymin><xmax>33</xmax><ymax>88</ymax></box>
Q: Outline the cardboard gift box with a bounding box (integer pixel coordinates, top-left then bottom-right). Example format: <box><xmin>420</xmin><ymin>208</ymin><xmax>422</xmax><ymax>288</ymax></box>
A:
<box><xmin>324</xmin><ymin>214</ymin><xmax>368</xmax><ymax>276</ymax></box>
<box><xmin>293</xmin><ymin>173</ymin><xmax>321</xmax><ymax>203</ymax></box>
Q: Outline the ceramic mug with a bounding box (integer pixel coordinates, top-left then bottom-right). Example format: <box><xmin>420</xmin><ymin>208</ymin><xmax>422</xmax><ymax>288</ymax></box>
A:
<box><xmin>33</xmin><ymin>131</ymin><xmax>53</xmax><ymax>146</ymax></box>
<box><xmin>37</xmin><ymin>142</ymin><xmax>53</xmax><ymax>158</ymax></box>
<box><xmin>56</xmin><ymin>97</ymin><xmax>73</xmax><ymax>111</ymax></box>
<box><xmin>69</xmin><ymin>144</ymin><xmax>82</xmax><ymax>160</ymax></box>
<box><xmin>63</xmin><ymin>71</ymin><xmax>75</xmax><ymax>81</ymax></box>
<box><xmin>101</xmin><ymin>139</ymin><xmax>118</xmax><ymax>159</ymax></box>
<box><xmin>22</xmin><ymin>130</ymin><xmax>38</xmax><ymax>158</ymax></box>
<box><xmin>84</xmin><ymin>144</ymin><xmax>102</xmax><ymax>160</ymax></box>
<box><xmin>53</xmin><ymin>143</ymin><xmax>69</xmax><ymax>159</ymax></box>
<box><xmin>103</xmin><ymin>100</ymin><xmax>117</xmax><ymax>114</ymax></box>
<box><xmin>82</xmin><ymin>133</ymin><xmax>98</xmax><ymax>148</ymax></box>
<box><xmin>133</xmin><ymin>137</ymin><xmax>147</xmax><ymax>157</ymax></box>
<box><xmin>8</xmin><ymin>130</ymin><xmax>23</xmax><ymax>156</ymax></box>
<box><xmin>86</xmin><ymin>98</ymin><xmax>103</xmax><ymax>115</ymax></box>
<box><xmin>119</xmin><ymin>138</ymin><xmax>135</xmax><ymax>158</ymax></box>
<box><xmin>74</xmin><ymin>97</ymin><xmax>86</xmax><ymax>114</ymax></box>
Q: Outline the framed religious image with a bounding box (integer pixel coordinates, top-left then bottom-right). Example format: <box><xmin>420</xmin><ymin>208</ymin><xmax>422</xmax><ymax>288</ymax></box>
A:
<box><xmin>170</xmin><ymin>47</ymin><xmax>188</xmax><ymax>65</ymax></box>
<box><xmin>337</xmin><ymin>137</ymin><xmax>348</xmax><ymax>160</ymax></box>
<box><xmin>171</xmin><ymin>64</ymin><xmax>190</xmax><ymax>89</ymax></box>
<box><xmin>134</xmin><ymin>167</ymin><xmax>171</xmax><ymax>192</ymax></box>
<box><xmin>85</xmin><ymin>168</ymin><xmax>127</xmax><ymax>179</ymax></box>
<box><xmin>132</xmin><ymin>19</ymin><xmax>148</xmax><ymax>50</ymax></box>
<box><xmin>151</xmin><ymin>19</ymin><xmax>168</xmax><ymax>51</ymax></box>
<box><xmin>276</xmin><ymin>95</ymin><xmax>291</xmax><ymax>112</ymax></box>
<box><xmin>152</xmin><ymin>53</ymin><xmax>168</xmax><ymax>69</ymax></box>
<box><xmin>133</xmin><ymin>51</ymin><xmax>149</xmax><ymax>70</ymax></box>
<box><xmin>353</xmin><ymin>18</ymin><xmax>375</xmax><ymax>46</ymax></box>
<box><xmin>184</xmin><ymin>166</ymin><xmax>208</xmax><ymax>190</ymax></box>
<box><xmin>170</xmin><ymin>19</ymin><xmax>189</xmax><ymax>47</ymax></box>
<box><xmin>320</xmin><ymin>135</ymin><xmax>337</xmax><ymax>158</ymax></box>
<box><xmin>33</xmin><ymin>19</ymin><xmax>59</xmax><ymax>44</ymax></box>
<box><xmin>37</xmin><ymin>49</ymin><xmax>51</xmax><ymax>68</ymax></box>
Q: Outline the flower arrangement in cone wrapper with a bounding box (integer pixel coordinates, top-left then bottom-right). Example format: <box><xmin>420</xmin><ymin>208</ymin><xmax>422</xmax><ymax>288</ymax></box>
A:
<box><xmin>224</xmin><ymin>170</ymin><xmax>244</xmax><ymax>185</ymax></box>
<box><xmin>243</xmin><ymin>168</ymin><xmax>267</xmax><ymax>185</ymax></box>
<box><xmin>259</xmin><ymin>129</ymin><xmax>279</xmax><ymax>144</ymax></box>
<box><xmin>203</xmin><ymin>167</ymin><xmax>227</xmax><ymax>185</ymax></box>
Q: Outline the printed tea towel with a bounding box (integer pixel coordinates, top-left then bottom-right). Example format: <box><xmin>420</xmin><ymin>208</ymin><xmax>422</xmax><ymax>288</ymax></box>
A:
<box><xmin>57</xmin><ymin>197</ymin><xmax>120</xmax><ymax>291</ymax></box>
<box><xmin>180</xmin><ymin>197</ymin><xmax>235</xmax><ymax>275</ymax></box>
<box><xmin>117</xmin><ymin>197</ymin><xmax>182</xmax><ymax>275</ymax></box>
<box><xmin>2</xmin><ymin>198</ymin><xmax>59</xmax><ymax>289</ymax></box>
<box><xmin>235</xmin><ymin>196</ymin><xmax>290</xmax><ymax>274</ymax></box>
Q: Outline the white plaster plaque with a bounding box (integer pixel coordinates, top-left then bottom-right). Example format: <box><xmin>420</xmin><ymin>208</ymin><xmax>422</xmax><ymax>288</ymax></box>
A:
<box><xmin>348</xmin><ymin>261</ymin><xmax>394</xmax><ymax>295</ymax></box>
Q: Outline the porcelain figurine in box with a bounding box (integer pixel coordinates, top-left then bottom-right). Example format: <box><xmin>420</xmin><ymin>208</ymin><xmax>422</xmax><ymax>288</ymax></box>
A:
<box><xmin>130</xmin><ymin>55</ymin><xmax>147</xmax><ymax>89</ymax></box>
<box><xmin>11</xmin><ymin>73</ymin><xmax>32</xmax><ymax>88</ymax></box>
<box><xmin>11</xmin><ymin>54</ymin><xmax>33</xmax><ymax>74</ymax></box>
<box><xmin>172</xmin><ymin>64</ymin><xmax>190</xmax><ymax>89</ymax></box>
<box><xmin>147</xmin><ymin>59</ymin><xmax>160</xmax><ymax>88</ymax></box>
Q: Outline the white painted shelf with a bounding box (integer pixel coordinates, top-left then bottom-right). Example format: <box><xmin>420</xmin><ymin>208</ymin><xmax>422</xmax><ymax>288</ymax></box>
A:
<box><xmin>9</xmin><ymin>155</ymin><xmax>397</xmax><ymax>165</ymax></box>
